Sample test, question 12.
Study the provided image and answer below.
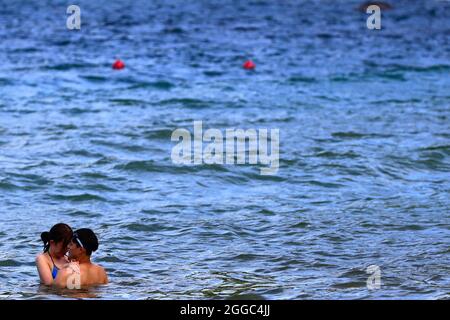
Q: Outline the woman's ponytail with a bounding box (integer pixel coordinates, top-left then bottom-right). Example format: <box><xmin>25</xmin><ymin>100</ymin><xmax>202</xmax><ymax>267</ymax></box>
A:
<box><xmin>41</xmin><ymin>231</ymin><xmax>50</xmax><ymax>252</ymax></box>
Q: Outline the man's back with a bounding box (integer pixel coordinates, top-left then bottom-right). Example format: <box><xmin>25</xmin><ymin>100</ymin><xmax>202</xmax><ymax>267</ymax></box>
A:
<box><xmin>79</xmin><ymin>262</ymin><xmax>108</xmax><ymax>285</ymax></box>
<box><xmin>55</xmin><ymin>262</ymin><xmax>108</xmax><ymax>288</ymax></box>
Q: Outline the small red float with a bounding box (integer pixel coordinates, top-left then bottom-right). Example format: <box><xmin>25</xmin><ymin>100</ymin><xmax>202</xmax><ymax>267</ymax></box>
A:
<box><xmin>112</xmin><ymin>59</ymin><xmax>125</xmax><ymax>70</ymax></box>
<box><xmin>243</xmin><ymin>60</ymin><xmax>256</xmax><ymax>70</ymax></box>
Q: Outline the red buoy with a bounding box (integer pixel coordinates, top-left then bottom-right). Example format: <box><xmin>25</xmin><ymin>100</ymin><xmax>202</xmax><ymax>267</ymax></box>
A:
<box><xmin>112</xmin><ymin>59</ymin><xmax>125</xmax><ymax>70</ymax></box>
<box><xmin>243</xmin><ymin>60</ymin><xmax>255</xmax><ymax>70</ymax></box>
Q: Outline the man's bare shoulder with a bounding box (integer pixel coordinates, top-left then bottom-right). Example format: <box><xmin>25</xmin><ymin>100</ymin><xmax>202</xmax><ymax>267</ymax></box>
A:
<box><xmin>93</xmin><ymin>264</ymin><xmax>106</xmax><ymax>275</ymax></box>
<box><xmin>92</xmin><ymin>264</ymin><xmax>108</xmax><ymax>283</ymax></box>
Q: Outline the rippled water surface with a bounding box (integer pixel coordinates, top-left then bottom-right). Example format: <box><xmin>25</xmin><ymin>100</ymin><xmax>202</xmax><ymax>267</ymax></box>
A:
<box><xmin>0</xmin><ymin>0</ymin><xmax>449</xmax><ymax>299</ymax></box>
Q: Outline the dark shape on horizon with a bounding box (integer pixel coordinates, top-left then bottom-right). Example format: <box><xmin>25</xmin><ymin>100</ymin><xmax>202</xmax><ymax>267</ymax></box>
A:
<box><xmin>357</xmin><ymin>1</ymin><xmax>393</xmax><ymax>12</ymax></box>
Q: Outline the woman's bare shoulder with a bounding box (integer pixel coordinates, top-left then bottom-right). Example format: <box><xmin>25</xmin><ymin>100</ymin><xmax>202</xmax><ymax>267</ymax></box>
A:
<box><xmin>35</xmin><ymin>252</ymin><xmax>48</xmax><ymax>263</ymax></box>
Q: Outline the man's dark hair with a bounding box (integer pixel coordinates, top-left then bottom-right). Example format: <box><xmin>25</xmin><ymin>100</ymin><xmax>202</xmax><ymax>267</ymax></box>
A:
<box><xmin>73</xmin><ymin>228</ymin><xmax>99</xmax><ymax>256</ymax></box>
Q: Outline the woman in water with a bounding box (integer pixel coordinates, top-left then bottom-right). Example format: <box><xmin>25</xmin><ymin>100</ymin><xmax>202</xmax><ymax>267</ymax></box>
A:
<box><xmin>35</xmin><ymin>223</ymin><xmax>73</xmax><ymax>285</ymax></box>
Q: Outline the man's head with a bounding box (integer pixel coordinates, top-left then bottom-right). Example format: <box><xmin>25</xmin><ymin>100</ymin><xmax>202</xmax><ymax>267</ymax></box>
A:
<box><xmin>68</xmin><ymin>228</ymin><xmax>99</xmax><ymax>260</ymax></box>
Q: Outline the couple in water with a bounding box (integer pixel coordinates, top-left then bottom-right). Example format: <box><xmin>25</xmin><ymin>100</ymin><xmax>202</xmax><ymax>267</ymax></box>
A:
<box><xmin>35</xmin><ymin>223</ymin><xmax>108</xmax><ymax>288</ymax></box>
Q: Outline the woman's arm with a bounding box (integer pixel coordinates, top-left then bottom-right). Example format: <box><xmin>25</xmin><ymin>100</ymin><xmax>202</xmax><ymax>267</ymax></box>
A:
<box><xmin>35</xmin><ymin>254</ymin><xmax>53</xmax><ymax>285</ymax></box>
<box><xmin>54</xmin><ymin>262</ymin><xmax>80</xmax><ymax>289</ymax></box>
<box><xmin>53</xmin><ymin>268</ymin><xmax>70</xmax><ymax>288</ymax></box>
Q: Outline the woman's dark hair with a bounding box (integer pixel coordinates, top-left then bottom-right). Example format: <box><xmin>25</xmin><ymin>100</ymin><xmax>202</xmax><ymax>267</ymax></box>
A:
<box><xmin>41</xmin><ymin>223</ymin><xmax>73</xmax><ymax>252</ymax></box>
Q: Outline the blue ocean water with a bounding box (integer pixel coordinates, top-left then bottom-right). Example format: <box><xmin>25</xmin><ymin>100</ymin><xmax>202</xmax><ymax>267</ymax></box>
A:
<box><xmin>0</xmin><ymin>0</ymin><xmax>449</xmax><ymax>299</ymax></box>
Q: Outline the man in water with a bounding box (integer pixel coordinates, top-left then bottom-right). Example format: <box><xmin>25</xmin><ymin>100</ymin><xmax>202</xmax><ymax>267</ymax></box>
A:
<box><xmin>54</xmin><ymin>228</ymin><xmax>108</xmax><ymax>288</ymax></box>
